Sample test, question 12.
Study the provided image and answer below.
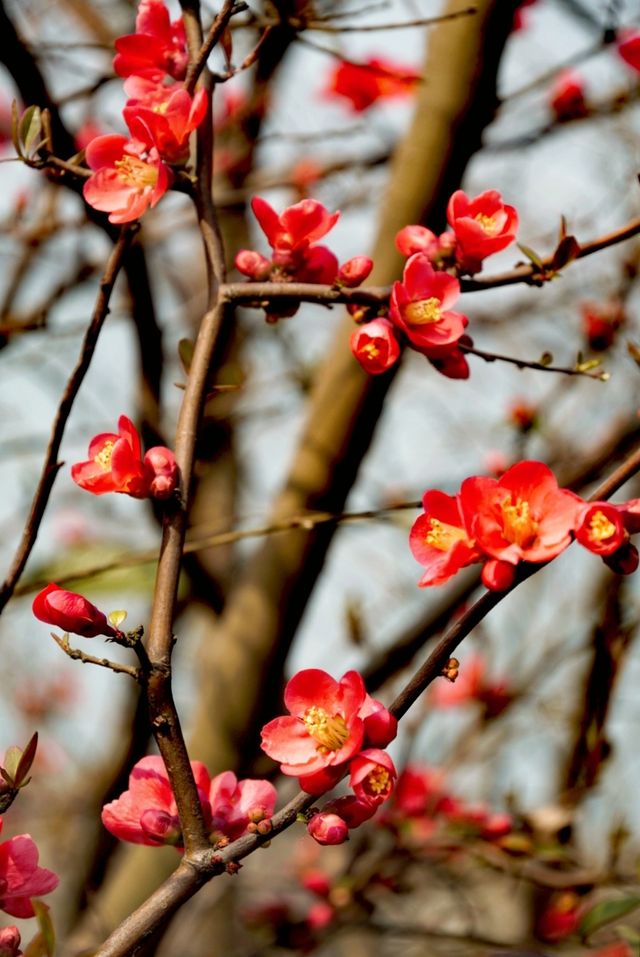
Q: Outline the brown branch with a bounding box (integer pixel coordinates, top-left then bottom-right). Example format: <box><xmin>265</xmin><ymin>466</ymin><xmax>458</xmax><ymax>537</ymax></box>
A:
<box><xmin>51</xmin><ymin>633</ymin><xmax>141</xmax><ymax>680</ymax></box>
<box><xmin>460</xmin><ymin>343</ymin><xmax>608</xmax><ymax>380</ymax></box>
<box><xmin>300</xmin><ymin>7</ymin><xmax>478</xmax><ymax>31</ymax></box>
<box><xmin>184</xmin><ymin>0</ymin><xmax>238</xmax><ymax>94</ymax></box>
<box><xmin>0</xmin><ymin>225</ymin><xmax>135</xmax><ymax>614</ymax></box>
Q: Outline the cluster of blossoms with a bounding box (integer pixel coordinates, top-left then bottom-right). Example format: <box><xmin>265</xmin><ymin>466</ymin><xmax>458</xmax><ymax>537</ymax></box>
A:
<box><xmin>410</xmin><ymin>460</ymin><xmax>640</xmax><ymax>593</ymax></box>
<box><xmin>71</xmin><ymin>414</ymin><xmax>178</xmax><ymax>500</ymax></box>
<box><xmin>322</xmin><ymin>57</ymin><xmax>419</xmax><ymax>113</ymax></box>
<box><xmin>350</xmin><ymin>189</ymin><xmax>518</xmax><ymax>379</ymax></box>
<box><xmin>82</xmin><ymin>0</ymin><xmax>207</xmax><ymax>223</ymax></box>
<box><xmin>0</xmin><ymin>816</ymin><xmax>59</xmax><ymax>955</ymax></box>
<box><xmin>235</xmin><ymin>197</ymin><xmax>373</xmax><ymax>320</ymax></box>
<box><xmin>260</xmin><ymin>669</ymin><xmax>398</xmax><ymax>845</ymax></box>
<box><xmin>102</xmin><ymin>756</ymin><xmax>277</xmax><ymax>848</ymax></box>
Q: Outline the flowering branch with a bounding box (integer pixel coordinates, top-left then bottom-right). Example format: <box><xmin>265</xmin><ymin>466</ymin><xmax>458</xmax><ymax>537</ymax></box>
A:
<box><xmin>51</xmin><ymin>633</ymin><xmax>142</xmax><ymax>680</ymax></box>
<box><xmin>460</xmin><ymin>342</ymin><xmax>608</xmax><ymax>380</ymax></box>
<box><xmin>0</xmin><ymin>225</ymin><xmax>135</xmax><ymax>614</ymax></box>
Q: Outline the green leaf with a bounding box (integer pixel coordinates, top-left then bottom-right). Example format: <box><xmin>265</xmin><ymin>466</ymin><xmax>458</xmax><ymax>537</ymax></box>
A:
<box><xmin>108</xmin><ymin>610</ymin><xmax>127</xmax><ymax>629</ymax></box>
<box><xmin>33</xmin><ymin>901</ymin><xmax>55</xmax><ymax>957</ymax></box>
<box><xmin>579</xmin><ymin>896</ymin><xmax>640</xmax><ymax>940</ymax></box>
<box><xmin>19</xmin><ymin>105</ymin><xmax>42</xmax><ymax>157</ymax></box>
<box><xmin>517</xmin><ymin>243</ymin><xmax>543</xmax><ymax>269</ymax></box>
<box><xmin>551</xmin><ymin>235</ymin><xmax>581</xmax><ymax>271</ymax></box>
<box><xmin>3</xmin><ymin>746</ymin><xmax>22</xmax><ymax>782</ymax></box>
<box><xmin>538</xmin><ymin>352</ymin><xmax>553</xmax><ymax>366</ymax></box>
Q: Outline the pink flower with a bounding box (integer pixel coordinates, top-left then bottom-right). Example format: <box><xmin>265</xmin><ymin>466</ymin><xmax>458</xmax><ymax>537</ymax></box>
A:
<box><xmin>447</xmin><ymin>189</ymin><xmax>518</xmax><ymax>274</ymax></box>
<box><xmin>307</xmin><ymin>813</ymin><xmax>349</xmax><ymax>846</ymax></box>
<box><xmin>0</xmin><ymin>821</ymin><xmax>58</xmax><ymax>919</ymax></box>
<box><xmin>260</xmin><ymin>670</ymin><xmax>367</xmax><ymax>781</ymax></box>
<box><xmin>549</xmin><ymin>70</ymin><xmax>587</xmax><ymax>122</ymax></box>
<box><xmin>32</xmin><ymin>583</ymin><xmax>121</xmax><ymax>639</ymax></box>
<box><xmin>459</xmin><ymin>460</ymin><xmax>581</xmax><ymax>569</ymax></box>
<box><xmin>208</xmin><ymin>771</ymin><xmax>277</xmax><ymax>842</ymax></box>
<box><xmin>113</xmin><ymin>0</ymin><xmax>188</xmax><ymax>80</ymax></box>
<box><xmin>580</xmin><ymin>300</ymin><xmax>624</xmax><ymax>351</ymax></box>
<box><xmin>124</xmin><ymin>81</ymin><xmax>208</xmax><ymax>163</ymax></box>
<box><xmin>350</xmin><ymin>319</ymin><xmax>400</xmax><ymax>375</ymax></box>
<box><xmin>389</xmin><ymin>255</ymin><xmax>468</xmax><ymax>354</ymax></box>
<box><xmin>144</xmin><ymin>446</ymin><xmax>179</xmax><ymax>500</ymax></box>
<box><xmin>410</xmin><ymin>490</ymin><xmax>481</xmax><ymax>587</ymax></box>
<box><xmin>323</xmin><ymin>58</ymin><xmax>419</xmax><ymax>112</ymax></box>
<box><xmin>83</xmin><ymin>134</ymin><xmax>172</xmax><ymax>224</ymax></box>
<box><xmin>337</xmin><ymin>257</ymin><xmax>373</xmax><ymax>288</ymax></box>
<box><xmin>349</xmin><ymin>749</ymin><xmax>396</xmax><ymax>807</ymax></box>
<box><xmin>322</xmin><ymin>795</ymin><xmax>377</xmax><ymax>828</ymax></box>
<box><xmin>575</xmin><ymin>502</ymin><xmax>627</xmax><ymax>557</ymax></box>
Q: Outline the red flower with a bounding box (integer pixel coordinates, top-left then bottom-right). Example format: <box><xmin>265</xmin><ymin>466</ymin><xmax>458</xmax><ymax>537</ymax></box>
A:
<box><xmin>83</xmin><ymin>134</ymin><xmax>171</xmax><ymax>224</ymax></box>
<box><xmin>0</xmin><ymin>821</ymin><xmax>58</xmax><ymax>919</ymax></box>
<box><xmin>337</xmin><ymin>256</ymin><xmax>373</xmax><ymax>287</ymax></box>
<box><xmin>387</xmin><ymin>765</ymin><xmax>446</xmax><ymax>820</ymax></box>
<box><xmin>113</xmin><ymin>0</ymin><xmax>188</xmax><ymax>80</ymax></box>
<box><xmin>307</xmin><ymin>813</ymin><xmax>349</xmax><ymax>846</ymax></box>
<box><xmin>71</xmin><ymin>415</ymin><xmax>177</xmax><ymax>500</ymax></box>
<box><xmin>537</xmin><ymin>891</ymin><xmax>580</xmax><ymax>941</ymax></box>
<box><xmin>575</xmin><ymin>502</ymin><xmax>627</xmax><ymax>556</ymax></box>
<box><xmin>124</xmin><ymin>81</ymin><xmax>208</xmax><ymax>163</ymax></box>
<box><xmin>349</xmin><ymin>749</ymin><xmax>396</xmax><ymax>807</ymax></box>
<box><xmin>459</xmin><ymin>461</ymin><xmax>581</xmax><ymax>568</ymax></box>
<box><xmin>549</xmin><ymin>70</ymin><xmax>587</xmax><ymax>122</ymax></box>
<box><xmin>251</xmin><ymin>197</ymin><xmax>339</xmax><ymax>254</ymax></box>
<box><xmin>447</xmin><ymin>189</ymin><xmax>518</xmax><ymax>273</ymax></box>
<box><xmin>71</xmin><ymin>414</ymin><xmax>152</xmax><ymax>497</ymax></box>
<box><xmin>322</xmin><ymin>795</ymin><xmax>377</xmax><ymax>828</ymax></box>
<box><xmin>389</xmin><ymin>255</ymin><xmax>468</xmax><ymax>354</ymax></box>
<box><xmin>260</xmin><ymin>670</ymin><xmax>367</xmax><ymax>780</ymax></box>
<box><xmin>426</xmin><ymin>345</ymin><xmax>470</xmax><ymax>380</ymax></box>
<box><xmin>324</xmin><ymin>58</ymin><xmax>419</xmax><ymax>112</ymax></box>
<box><xmin>32</xmin><ymin>583</ymin><xmax>121</xmax><ymax>639</ymax></box>
<box><xmin>0</xmin><ymin>926</ymin><xmax>21</xmax><ymax>957</ymax></box>
<box><xmin>395</xmin><ymin>226</ymin><xmax>457</xmax><ymax>266</ymax></box>
<box><xmin>580</xmin><ymin>300</ymin><xmax>624</xmax><ymax>351</ymax></box>
<box><xmin>410</xmin><ymin>490</ymin><xmax>481</xmax><ymax>587</ymax></box>
<box><xmin>350</xmin><ymin>319</ymin><xmax>400</xmax><ymax>375</ymax></box>
<box><xmin>618</xmin><ymin>30</ymin><xmax>640</xmax><ymax>73</ymax></box>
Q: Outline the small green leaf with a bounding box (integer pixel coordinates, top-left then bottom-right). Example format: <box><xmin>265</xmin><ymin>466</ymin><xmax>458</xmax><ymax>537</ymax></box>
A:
<box><xmin>108</xmin><ymin>610</ymin><xmax>127</xmax><ymax>629</ymax></box>
<box><xmin>3</xmin><ymin>746</ymin><xmax>22</xmax><ymax>781</ymax></box>
<box><xmin>19</xmin><ymin>106</ymin><xmax>42</xmax><ymax>157</ymax></box>
<box><xmin>517</xmin><ymin>243</ymin><xmax>543</xmax><ymax>269</ymax></box>
<box><xmin>538</xmin><ymin>352</ymin><xmax>553</xmax><ymax>366</ymax></box>
<box><xmin>551</xmin><ymin>235</ymin><xmax>581</xmax><ymax>271</ymax></box>
<box><xmin>11</xmin><ymin>99</ymin><xmax>22</xmax><ymax>157</ymax></box>
<box><xmin>579</xmin><ymin>896</ymin><xmax>640</xmax><ymax>940</ymax></box>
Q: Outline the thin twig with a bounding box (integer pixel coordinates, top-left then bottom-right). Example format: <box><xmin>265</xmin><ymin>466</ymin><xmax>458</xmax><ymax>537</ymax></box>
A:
<box><xmin>461</xmin><ymin>343</ymin><xmax>608</xmax><ymax>380</ymax></box>
<box><xmin>0</xmin><ymin>225</ymin><xmax>135</xmax><ymax>614</ymax></box>
<box><xmin>51</xmin><ymin>632</ymin><xmax>141</xmax><ymax>680</ymax></box>
<box><xmin>185</xmin><ymin>0</ymin><xmax>238</xmax><ymax>94</ymax></box>
<box><xmin>300</xmin><ymin>7</ymin><xmax>477</xmax><ymax>31</ymax></box>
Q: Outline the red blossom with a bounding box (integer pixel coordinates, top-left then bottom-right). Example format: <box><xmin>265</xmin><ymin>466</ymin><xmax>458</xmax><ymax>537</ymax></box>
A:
<box><xmin>323</xmin><ymin>58</ymin><xmax>419</xmax><ymax>112</ymax></box>
<box><xmin>307</xmin><ymin>813</ymin><xmax>349</xmax><ymax>846</ymax></box>
<box><xmin>549</xmin><ymin>69</ymin><xmax>587</xmax><ymax>121</ymax></box>
<box><xmin>32</xmin><ymin>583</ymin><xmax>121</xmax><ymax>639</ymax></box>
<box><xmin>0</xmin><ymin>821</ymin><xmax>58</xmax><ymax>919</ymax></box>
<box><xmin>618</xmin><ymin>29</ymin><xmax>640</xmax><ymax>73</ymax></box>
<box><xmin>389</xmin><ymin>254</ymin><xmax>468</xmax><ymax>354</ymax></box>
<box><xmin>0</xmin><ymin>926</ymin><xmax>21</xmax><ymax>957</ymax></box>
<box><xmin>459</xmin><ymin>460</ymin><xmax>582</xmax><ymax>570</ymax></box>
<box><xmin>350</xmin><ymin>319</ymin><xmax>400</xmax><ymax>375</ymax></box>
<box><xmin>426</xmin><ymin>344</ymin><xmax>470</xmax><ymax>380</ymax></box>
<box><xmin>252</xmin><ymin>197</ymin><xmax>339</xmax><ymax>254</ymax></box>
<box><xmin>124</xmin><ymin>81</ymin><xmax>208</xmax><ymax>163</ymax></box>
<box><xmin>575</xmin><ymin>502</ymin><xmax>627</xmax><ymax>557</ymax></box>
<box><xmin>349</xmin><ymin>749</ymin><xmax>397</xmax><ymax>807</ymax></box>
<box><xmin>447</xmin><ymin>189</ymin><xmax>518</xmax><ymax>274</ymax></box>
<box><xmin>71</xmin><ymin>415</ymin><xmax>177</xmax><ymax>500</ymax></box>
<box><xmin>260</xmin><ymin>669</ymin><xmax>368</xmax><ymax>780</ymax></box>
<box><xmin>410</xmin><ymin>490</ymin><xmax>481</xmax><ymax>587</ymax></box>
<box><xmin>113</xmin><ymin>0</ymin><xmax>188</xmax><ymax>80</ymax></box>
<box><xmin>536</xmin><ymin>891</ymin><xmax>580</xmax><ymax>941</ymax></box>
<box><xmin>337</xmin><ymin>256</ymin><xmax>373</xmax><ymax>287</ymax></box>
<box><xmin>208</xmin><ymin>771</ymin><xmax>277</xmax><ymax>842</ymax></box>
<box><xmin>83</xmin><ymin>134</ymin><xmax>172</xmax><ymax>224</ymax></box>
<box><xmin>580</xmin><ymin>300</ymin><xmax>624</xmax><ymax>351</ymax></box>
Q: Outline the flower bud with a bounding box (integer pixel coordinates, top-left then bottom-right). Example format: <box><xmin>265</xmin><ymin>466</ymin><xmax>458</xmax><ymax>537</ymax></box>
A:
<box><xmin>139</xmin><ymin>809</ymin><xmax>182</xmax><ymax>845</ymax></box>
<box><xmin>32</xmin><ymin>583</ymin><xmax>121</xmax><ymax>639</ymax></box>
<box><xmin>144</xmin><ymin>446</ymin><xmax>179</xmax><ymax>499</ymax></box>
<box><xmin>0</xmin><ymin>927</ymin><xmax>21</xmax><ymax>957</ymax></box>
<box><xmin>307</xmin><ymin>812</ymin><xmax>349</xmax><ymax>846</ymax></box>
<box><xmin>604</xmin><ymin>542</ymin><xmax>640</xmax><ymax>576</ymax></box>
<box><xmin>350</xmin><ymin>318</ymin><xmax>400</xmax><ymax>374</ymax></box>
<box><xmin>395</xmin><ymin>225</ymin><xmax>438</xmax><ymax>258</ymax></box>
<box><xmin>481</xmin><ymin>559</ymin><xmax>515</xmax><ymax>591</ymax></box>
<box><xmin>337</xmin><ymin>256</ymin><xmax>373</xmax><ymax>287</ymax></box>
<box><xmin>234</xmin><ymin>249</ymin><xmax>272</xmax><ymax>280</ymax></box>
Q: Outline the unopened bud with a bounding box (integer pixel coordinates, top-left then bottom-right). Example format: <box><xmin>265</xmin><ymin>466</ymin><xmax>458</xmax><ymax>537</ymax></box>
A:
<box><xmin>442</xmin><ymin>657</ymin><xmax>459</xmax><ymax>682</ymax></box>
<box><xmin>337</xmin><ymin>256</ymin><xmax>373</xmax><ymax>288</ymax></box>
<box><xmin>139</xmin><ymin>809</ymin><xmax>182</xmax><ymax>846</ymax></box>
<box><xmin>144</xmin><ymin>447</ymin><xmax>179</xmax><ymax>500</ymax></box>
<box><xmin>604</xmin><ymin>542</ymin><xmax>640</xmax><ymax>575</ymax></box>
<box><xmin>235</xmin><ymin>249</ymin><xmax>272</xmax><ymax>280</ymax></box>
<box><xmin>307</xmin><ymin>812</ymin><xmax>349</xmax><ymax>846</ymax></box>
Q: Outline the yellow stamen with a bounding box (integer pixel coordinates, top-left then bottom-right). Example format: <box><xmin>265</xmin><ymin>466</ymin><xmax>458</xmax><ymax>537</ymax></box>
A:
<box><xmin>94</xmin><ymin>440</ymin><xmax>115</xmax><ymax>471</ymax></box>
<box><xmin>501</xmin><ymin>496</ymin><xmax>538</xmax><ymax>549</ymax></box>
<box><xmin>405</xmin><ymin>297</ymin><xmax>441</xmax><ymax>325</ymax></box>
<box><xmin>366</xmin><ymin>767</ymin><xmax>390</xmax><ymax>795</ymax></box>
<box><xmin>425</xmin><ymin>517</ymin><xmax>467</xmax><ymax>552</ymax></box>
<box><xmin>362</xmin><ymin>342</ymin><xmax>381</xmax><ymax>359</ymax></box>
<box><xmin>115</xmin><ymin>155</ymin><xmax>158</xmax><ymax>189</ymax></box>
<box><xmin>303</xmin><ymin>706</ymin><xmax>349</xmax><ymax>753</ymax></box>
<box><xmin>475</xmin><ymin>212</ymin><xmax>498</xmax><ymax>234</ymax></box>
<box><xmin>588</xmin><ymin>510</ymin><xmax>616</xmax><ymax>542</ymax></box>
